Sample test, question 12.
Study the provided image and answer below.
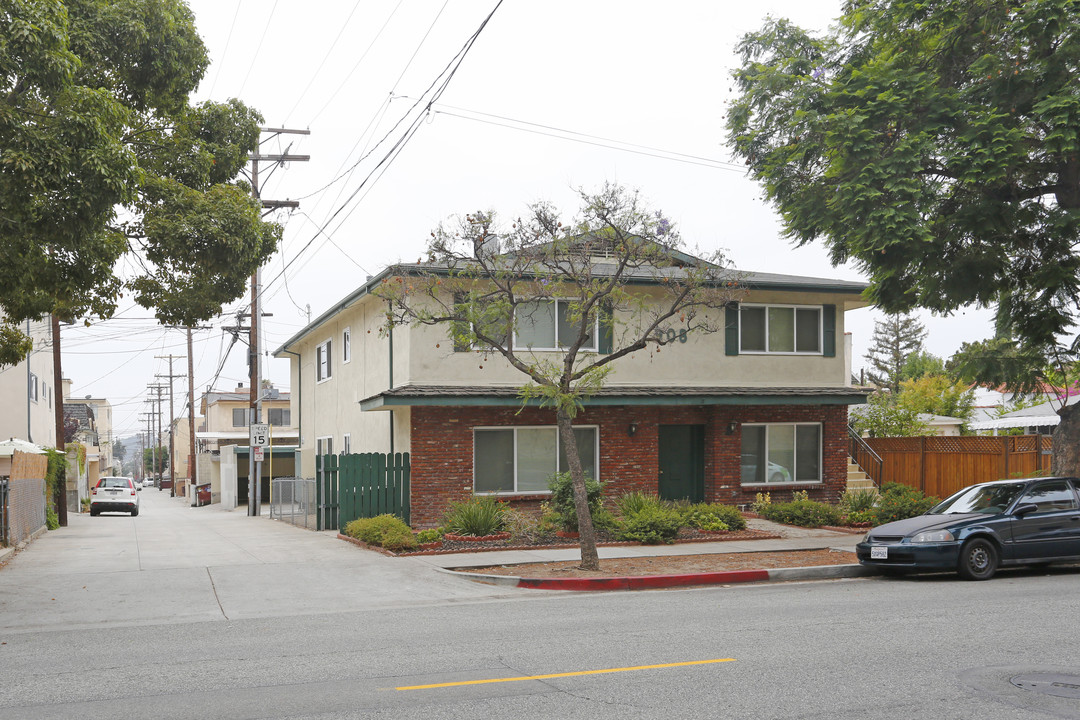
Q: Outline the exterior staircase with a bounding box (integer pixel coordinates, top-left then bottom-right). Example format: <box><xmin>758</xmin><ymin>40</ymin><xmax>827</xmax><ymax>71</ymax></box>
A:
<box><xmin>846</xmin><ymin>460</ymin><xmax>875</xmax><ymax>492</ymax></box>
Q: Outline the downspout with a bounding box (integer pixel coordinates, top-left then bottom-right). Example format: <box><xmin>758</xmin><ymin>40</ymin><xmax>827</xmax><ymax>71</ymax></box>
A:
<box><xmin>387</xmin><ymin>306</ymin><xmax>395</xmax><ymax>456</ymax></box>
<box><xmin>26</xmin><ymin>319</ymin><xmax>31</xmax><ymax>442</ymax></box>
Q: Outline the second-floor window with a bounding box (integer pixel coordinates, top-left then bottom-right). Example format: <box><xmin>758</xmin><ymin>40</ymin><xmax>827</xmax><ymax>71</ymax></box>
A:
<box><xmin>316</xmin><ymin>339</ymin><xmax>332</xmax><ymax>382</ymax></box>
<box><xmin>513</xmin><ymin>300</ymin><xmax>598</xmax><ymax>352</ymax></box>
<box><xmin>268</xmin><ymin>408</ymin><xmax>291</xmax><ymax>426</ymax></box>
<box><xmin>232</xmin><ymin>408</ymin><xmax>249</xmax><ymax>427</ymax></box>
<box><xmin>740</xmin><ymin>304</ymin><xmax>821</xmax><ymax>354</ymax></box>
<box><xmin>29</xmin><ymin>373</ymin><xmax>38</xmax><ymax>402</ymax></box>
<box><xmin>342</xmin><ymin>327</ymin><xmax>351</xmax><ymax>364</ymax></box>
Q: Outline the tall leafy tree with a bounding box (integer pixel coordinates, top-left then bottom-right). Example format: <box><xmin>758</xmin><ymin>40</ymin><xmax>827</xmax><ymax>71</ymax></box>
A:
<box><xmin>0</xmin><ymin>0</ymin><xmax>280</xmax><ymax>364</ymax></box>
<box><xmin>897</xmin><ymin>374</ymin><xmax>975</xmax><ymax>422</ymax></box>
<box><xmin>375</xmin><ymin>184</ymin><xmax>744</xmax><ymax>570</ymax></box>
<box><xmin>726</xmin><ymin>0</ymin><xmax>1080</xmax><ymax>473</ymax></box>
<box><xmin>863</xmin><ymin>313</ymin><xmax>926</xmax><ymax>393</ymax></box>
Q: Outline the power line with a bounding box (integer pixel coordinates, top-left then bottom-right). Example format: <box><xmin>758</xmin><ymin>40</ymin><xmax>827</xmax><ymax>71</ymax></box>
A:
<box><xmin>306</xmin><ymin>0</ymin><xmax>408</xmax><ymax>126</ymax></box>
<box><xmin>262</xmin><ymin>0</ymin><xmax>504</xmax><ymax>301</ymax></box>
<box><xmin>206</xmin><ymin>0</ymin><xmax>244</xmax><ymax>98</ymax></box>
<box><xmin>237</xmin><ymin>0</ymin><xmax>280</xmax><ymax>97</ymax></box>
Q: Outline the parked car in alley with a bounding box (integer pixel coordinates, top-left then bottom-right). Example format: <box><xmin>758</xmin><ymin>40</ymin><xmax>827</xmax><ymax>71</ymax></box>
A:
<box><xmin>90</xmin><ymin>476</ymin><xmax>141</xmax><ymax>516</ymax></box>
<box><xmin>857</xmin><ymin>477</ymin><xmax>1080</xmax><ymax>580</ymax></box>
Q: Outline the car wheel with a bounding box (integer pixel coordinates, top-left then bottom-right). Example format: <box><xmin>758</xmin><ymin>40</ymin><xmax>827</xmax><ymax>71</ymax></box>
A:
<box><xmin>958</xmin><ymin>538</ymin><xmax>998</xmax><ymax>581</ymax></box>
<box><xmin>131</xmin><ymin>506</ymin><xmax>139</xmax><ymax>517</ymax></box>
<box><xmin>90</xmin><ymin>508</ymin><xmax>99</xmax><ymax>517</ymax></box>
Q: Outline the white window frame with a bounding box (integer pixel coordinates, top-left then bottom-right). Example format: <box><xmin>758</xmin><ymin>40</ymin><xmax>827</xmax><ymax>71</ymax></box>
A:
<box><xmin>232</xmin><ymin>408</ymin><xmax>249</xmax><ymax>428</ymax></box>
<box><xmin>342</xmin><ymin>327</ymin><xmax>351</xmax><ymax>364</ymax></box>
<box><xmin>316</xmin><ymin>435</ymin><xmax>333</xmax><ymax>457</ymax></box>
<box><xmin>740</xmin><ymin>422</ymin><xmax>823</xmax><ymax>486</ymax></box>
<box><xmin>316</xmin><ymin>338</ymin><xmax>333</xmax><ymax>383</ymax></box>
<box><xmin>472</xmin><ymin>425</ymin><xmax>600</xmax><ymax>495</ymax></box>
<box><xmin>29</xmin><ymin>373</ymin><xmax>38</xmax><ymax>402</ymax></box>
<box><xmin>739</xmin><ymin>303</ymin><xmax>823</xmax><ymax>355</ymax></box>
<box><xmin>343</xmin><ymin>433</ymin><xmax>351</xmax><ymax>454</ymax></box>
<box><xmin>513</xmin><ymin>299</ymin><xmax>599</xmax><ymax>352</ymax></box>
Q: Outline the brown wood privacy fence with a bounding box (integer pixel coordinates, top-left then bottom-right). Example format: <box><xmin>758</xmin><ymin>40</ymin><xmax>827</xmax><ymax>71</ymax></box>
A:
<box><xmin>860</xmin><ymin>435</ymin><xmax>1053</xmax><ymax>499</ymax></box>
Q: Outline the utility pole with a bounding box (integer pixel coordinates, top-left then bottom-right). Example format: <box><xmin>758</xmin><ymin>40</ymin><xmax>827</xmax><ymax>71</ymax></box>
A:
<box><xmin>139</xmin><ymin>412</ymin><xmax>154</xmax><ymax>486</ymax></box>
<box><xmin>51</xmin><ymin>315</ymin><xmax>67</xmax><ymax>526</ymax></box>
<box><xmin>148</xmin><ymin>384</ymin><xmax>167</xmax><ymax>489</ymax></box>
<box><xmin>187</xmin><ymin>329</ymin><xmax>197</xmax><ymax>506</ymax></box>
<box><xmin>156</xmin><ymin>355</ymin><xmax>185</xmax><ymax>498</ymax></box>
<box><xmin>247</xmin><ymin>126</ymin><xmax>309</xmax><ymax>517</ymax></box>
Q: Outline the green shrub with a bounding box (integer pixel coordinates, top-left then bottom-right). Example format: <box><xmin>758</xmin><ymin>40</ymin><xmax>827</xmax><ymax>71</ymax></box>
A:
<box><xmin>842</xmin><ymin>509</ymin><xmax>875</xmax><ymax>526</ymax></box>
<box><xmin>616</xmin><ymin>491</ymin><xmax>661</xmax><ymax>517</ymax></box>
<box><xmin>682</xmin><ymin>503</ymin><xmax>747</xmax><ymax>532</ymax></box>
<box><xmin>751</xmin><ymin>492</ymin><xmax>772</xmax><ymax>514</ymax></box>
<box><xmin>503</xmin><ymin>507</ymin><xmax>555</xmax><ymax>543</ymax></box>
<box><xmin>760</xmin><ymin>499</ymin><xmax>841</xmax><ymax>528</ymax></box>
<box><xmin>548</xmin><ymin>471</ymin><xmax>603</xmax><ymax>531</ymax></box>
<box><xmin>415</xmin><ymin>527</ymin><xmax>444</xmax><ymax>544</ymax></box>
<box><xmin>839</xmin><ymin>489</ymin><xmax>878</xmax><ymax>513</ymax></box>
<box><xmin>343</xmin><ymin>514</ymin><xmax>417</xmax><ymax>551</ymax></box>
<box><xmin>443</xmin><ymin>496</ymin><xmax>507</xmax><ymax>536</ymax></box>
<box><xmin>872</xmin><ymin>483</ymin><xmax>939</xmax><ymax>524</ymax></box>
<box><xmin>45</xmin><ymin>506</ymin><xmax>59</xmax><ymax>531</ymax></box>
<box><xmin>617</xmin><ymin>504</ymin><xmax>682</xmax><ymax>544</ymax></box>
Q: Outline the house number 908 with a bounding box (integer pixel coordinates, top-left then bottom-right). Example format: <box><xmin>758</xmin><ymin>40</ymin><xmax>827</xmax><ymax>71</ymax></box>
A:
<box><xmin>658</xmin><ymin>328</ymin><xmax>688</xmax><ymax>344</ymax></box>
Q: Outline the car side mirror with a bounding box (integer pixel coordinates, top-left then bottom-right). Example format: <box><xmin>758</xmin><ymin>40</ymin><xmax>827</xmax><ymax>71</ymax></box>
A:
<box><xmin>1013</xmin><ymin>502</ymin><xmax>1038</xmax><ymax>517</ymax></box>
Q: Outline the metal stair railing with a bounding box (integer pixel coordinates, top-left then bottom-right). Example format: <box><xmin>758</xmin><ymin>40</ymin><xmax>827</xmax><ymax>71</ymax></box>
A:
<box><xmin>848</xmin><ymin>425</ymin><xmax>882</xmax><ymax>488</ymax></box>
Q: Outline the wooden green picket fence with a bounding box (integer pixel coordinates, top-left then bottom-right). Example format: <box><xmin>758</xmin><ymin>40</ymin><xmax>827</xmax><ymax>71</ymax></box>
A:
<box><xmin>317</xmin><ymin>452</ymin><xmax>410</xmax><ymax>530</ymax></box>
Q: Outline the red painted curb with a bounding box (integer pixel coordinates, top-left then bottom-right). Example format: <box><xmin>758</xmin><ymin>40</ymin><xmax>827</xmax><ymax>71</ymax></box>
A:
<box><xmin>516</xmin><ymin>569</ymin><xmax>771</xmax><ymax>591</ymax></box>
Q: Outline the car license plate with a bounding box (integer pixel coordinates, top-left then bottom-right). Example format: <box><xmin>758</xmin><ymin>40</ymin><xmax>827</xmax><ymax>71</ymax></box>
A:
<box><xmin>870</xmin><ymin>546</ymin><xmax>888</xmax><ymax>560</ymax></box>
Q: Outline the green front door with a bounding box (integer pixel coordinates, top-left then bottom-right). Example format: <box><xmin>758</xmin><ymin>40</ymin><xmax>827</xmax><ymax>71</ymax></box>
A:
<box><xmin>658</xmin><ymin>425</ymin><xmax>705</xmax><ymax>503</ymax></box>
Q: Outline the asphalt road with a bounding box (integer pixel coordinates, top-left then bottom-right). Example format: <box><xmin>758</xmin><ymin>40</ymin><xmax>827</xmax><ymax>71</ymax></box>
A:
<box><xmin>2</xmin><ymin>489</ymin><xmax>1079</xmax><ymax>719</ymax></box>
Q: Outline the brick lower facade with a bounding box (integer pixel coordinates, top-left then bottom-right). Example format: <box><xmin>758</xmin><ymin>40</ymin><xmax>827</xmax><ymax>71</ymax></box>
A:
<box><xmin>409</xmin><ymin>403</ymin><xmax>850</xmax><ymax>527</ymax></box>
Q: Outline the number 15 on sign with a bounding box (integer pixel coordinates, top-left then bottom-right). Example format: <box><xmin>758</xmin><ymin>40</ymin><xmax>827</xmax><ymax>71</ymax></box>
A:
<box><xmin>250</xmin><ymin>423</ymin><xmax>270</xmax><ymax>448</ymax></box>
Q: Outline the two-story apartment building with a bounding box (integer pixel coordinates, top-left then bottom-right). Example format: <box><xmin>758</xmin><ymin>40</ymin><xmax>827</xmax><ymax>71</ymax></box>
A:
<box><xmin>275</xmin><ymin>247</ymin><xmax>870</xmax><ymax>527</ymax></box>
<box><xmin>195</xmin><ymin>383</ymin><xmax>298</xmax><ymax>507</ymax></box>
<box><xmin>0</xmin><ymin>318</ymin><xmax>56</xmax><ymax>450</ymax></box>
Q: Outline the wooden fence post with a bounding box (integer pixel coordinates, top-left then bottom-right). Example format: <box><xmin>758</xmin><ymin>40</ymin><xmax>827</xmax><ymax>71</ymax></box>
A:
<box><xmin>1002</xmin><ymin>436</ymin><xmax>1009</xmax><ymax>480</ymax></box>
<box><xmin>919</xmin><ymin>436</ymin><xmax>926</xmax><ymax>493</ymax></box>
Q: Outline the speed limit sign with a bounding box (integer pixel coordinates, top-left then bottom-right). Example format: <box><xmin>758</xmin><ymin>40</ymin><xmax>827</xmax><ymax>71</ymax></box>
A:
<box><xmin>249</xmin><ymin>423</ymin><xmax>270</xmax><ymax>448</ymax></box>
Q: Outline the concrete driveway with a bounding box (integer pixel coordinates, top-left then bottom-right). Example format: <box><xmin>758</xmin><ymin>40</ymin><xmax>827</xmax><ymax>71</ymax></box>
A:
<box><xmin>0</xmin><ymin>488</ymin><xmax>522</xmax><ymax>635</ymax></box>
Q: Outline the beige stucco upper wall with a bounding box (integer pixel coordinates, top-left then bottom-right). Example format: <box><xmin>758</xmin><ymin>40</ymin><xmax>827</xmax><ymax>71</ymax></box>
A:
<box><xmin>0</xmin><ymin>319</ymin><xmax>56</xmax><ymax>447</ymax></box>
<box><xmin>402</xmin><ymin>287</ymin><xmax>864</xmax><ymax>388</ymax></box>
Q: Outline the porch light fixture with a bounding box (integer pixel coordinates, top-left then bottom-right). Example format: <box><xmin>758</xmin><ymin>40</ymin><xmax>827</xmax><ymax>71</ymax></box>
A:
<box><xmin>628</xmin><ymin>422</ymin><xmax>638</xmax><ymax>437</ymax></box>
<box><xmin>726</xmin><ymin>421</ymin><xmax>738</xmax><ymax>435</ymax></box>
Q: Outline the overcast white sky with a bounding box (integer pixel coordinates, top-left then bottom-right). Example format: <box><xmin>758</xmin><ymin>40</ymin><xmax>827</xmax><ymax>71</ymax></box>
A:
<box><xmin>60</xmin><ymin>0</ymin><xmax>996</xmax><ymax>442</ymax></box>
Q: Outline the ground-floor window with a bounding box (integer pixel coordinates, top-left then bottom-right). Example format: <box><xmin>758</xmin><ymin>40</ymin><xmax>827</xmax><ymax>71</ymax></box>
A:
<box><xmin>474</xmin><ymin>426</ymin><xmax>597</xmax><ymax>494</ymax></box>
<box><xmin>740</xmin><ymin>423</ymin><xmax>821</xmax><ymax>484</ymax></box>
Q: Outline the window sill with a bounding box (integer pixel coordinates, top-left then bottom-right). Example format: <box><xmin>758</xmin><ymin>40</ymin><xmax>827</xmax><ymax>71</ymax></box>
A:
<box><xmin>473</xmin><ymin>491</ymin><xmax>552</xmax><ymax>500</ymax></box>
<box><xmin>741</xmin><ymin>480</ymin><xmax>822</xmax><ymax>487</ymax></box>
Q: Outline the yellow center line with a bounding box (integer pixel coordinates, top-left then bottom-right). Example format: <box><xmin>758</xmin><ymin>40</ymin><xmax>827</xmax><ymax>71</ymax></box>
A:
<box><xmin>395</xmin><ymin>658</ymin><xmax>736</xmax><ymax>691</ymax></box>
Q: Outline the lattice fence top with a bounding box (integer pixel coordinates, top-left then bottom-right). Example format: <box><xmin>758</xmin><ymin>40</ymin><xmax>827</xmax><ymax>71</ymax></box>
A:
<box><xmin>867</xmin><ymin>435</ymin><xmax>1050</xmax><ymax>454</ymax></box>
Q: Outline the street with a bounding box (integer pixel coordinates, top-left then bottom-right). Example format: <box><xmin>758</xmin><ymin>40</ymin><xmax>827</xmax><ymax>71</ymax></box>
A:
<box><xmin>2</xmin><ymin>490</ymin><xmax>1079</xmax><ymax>719</ymax></box>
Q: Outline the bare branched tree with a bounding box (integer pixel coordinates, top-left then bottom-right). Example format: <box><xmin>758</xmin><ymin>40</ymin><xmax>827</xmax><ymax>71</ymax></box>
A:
<box><xmin>375</xmin><ymin>184</ymin><xmax>745</xmax><ymax>570</ymax></box>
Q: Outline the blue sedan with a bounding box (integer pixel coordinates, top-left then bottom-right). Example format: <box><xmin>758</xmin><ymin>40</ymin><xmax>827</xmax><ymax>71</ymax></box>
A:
<box><xmin>856</xmin><ymin>477</ymin><xmax>1080</xmax><ymax>580</ymax></box>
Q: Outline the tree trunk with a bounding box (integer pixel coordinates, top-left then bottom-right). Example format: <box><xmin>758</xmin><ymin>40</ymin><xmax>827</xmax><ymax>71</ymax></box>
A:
<box><xmin>1052</xmin><ymin>402</ymin><xmax>1080</xmax><ymax>476</ymax></box>
<box><xmin>556</xmin><ymin>408</ymin><xmax>600</xmax><ymax>571</ymax></box>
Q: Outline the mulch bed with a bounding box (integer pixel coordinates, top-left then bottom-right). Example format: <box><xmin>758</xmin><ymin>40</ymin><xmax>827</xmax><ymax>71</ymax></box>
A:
<box><xmin>339</xmin><ymin>526</ymin><xmax>782</xmax><ymax>557</ymax></box>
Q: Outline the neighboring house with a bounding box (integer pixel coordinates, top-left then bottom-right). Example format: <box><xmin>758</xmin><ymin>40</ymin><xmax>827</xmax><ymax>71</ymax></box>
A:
<box><xmin>79</xmin><ymin>395</ymin><xmax>115</xmax><ymax>475</ymax></box>
<box><xmin>968</xmin><ymin>383</ymin><xmax>1076</xmax><ymax>425</ymax></box>
<box><xmin>0</xmin><ymin>317</ymin><xmax>57</xmax><ymax>449</ymax></box>
<box><xmin>273</xmin><ymin>249</ymin><xmax>870</xmax><ymax>527</ymax></box>
<box><xmin>917</xmin><ymin>413</ymin><xmax>965</xmax><ymax>437</ymax></box>
<box><xmin>968</xmin><ymin>396</ymin><xmax>1078</xmax><ymax>435</ymax></box>
<box><xmin>195</xmin><ymin>383</ymin><xmax>298</xmax><ymax>507</ymax></box>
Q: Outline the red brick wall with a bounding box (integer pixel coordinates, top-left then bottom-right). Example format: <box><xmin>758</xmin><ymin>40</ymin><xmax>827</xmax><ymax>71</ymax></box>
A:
<box><xmin>410</xmin><ymin>403</ymin><xmax>850</xmax><ymax>527</ymax></box>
